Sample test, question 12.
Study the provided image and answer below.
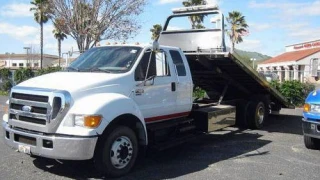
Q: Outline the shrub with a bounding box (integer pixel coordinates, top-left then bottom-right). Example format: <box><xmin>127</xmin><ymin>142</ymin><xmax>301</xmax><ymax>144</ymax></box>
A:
<box><xmin>270</xmin><ymin>80</ymin><xmax>281</xmax><ymax>91</ymax></box>
<box><xmin>0</xmin><ymin>68</ymin><xmax>12</xmax><ymax>80</ymax></box>
<box><xmin>1</xmin><ymin>80</ymin><xmax>12</xmax><ymax>91</ymax></box>
<box><xmin>193</xmin><ymin>86</ymin><xmax>206</xmax><ymax>100</ymax></box>
<box><xmin>0</xmin><ymin>68</ymin><xmax>13</xmax><ymax>92</ymax></box>
<box><xmin>36</xmin><ymin>66</ymin><xmax>62</xmax><ymax>76</ymax></box>
<box><xmin>14</xmin><ymin>68</ymin><xmax>35</xmax><ymax>84</ymax></box>
<box><xmin>270</xmin><ymin>80</ymin><xmax>315</xmax><ymax>106</ymax></box>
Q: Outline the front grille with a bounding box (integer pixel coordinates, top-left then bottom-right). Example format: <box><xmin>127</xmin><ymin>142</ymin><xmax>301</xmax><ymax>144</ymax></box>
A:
<box><xmin>12</xmin><ymin>93</ymin><xmax>49</xmax><ymax>102</ymax></box>
<box><xmin>10</xmin><ymin>103</ymin><xmax>47</xmax><ymax>114</ymax></box>
<box><xmin>10</xmin><ymin>114</ymin><xmax>46</xmax><ymax>125</ymax></box>
<box><xmin>10</xmin><ymin>92</ymin><xmax>49</xmax><ymax>126</ymax></box>
<box><xmin>8</xmin><ymin>87</ymin><xmax>69</xmax><ymax>133</ymax></box>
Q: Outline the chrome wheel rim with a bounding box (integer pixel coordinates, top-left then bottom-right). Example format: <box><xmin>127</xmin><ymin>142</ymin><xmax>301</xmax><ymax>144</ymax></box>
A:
<box><xmin>110</xmin><ymin>136</ymin><xmax>133</xmax><ymax>169</ymax></box>
<box><xmin>257</xmin><ymin>106</ymin><xmax>265</xmax><ymax>124</ymax></box>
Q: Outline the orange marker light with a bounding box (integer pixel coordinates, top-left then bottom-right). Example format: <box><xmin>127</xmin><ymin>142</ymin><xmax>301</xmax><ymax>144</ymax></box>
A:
<box><xmin>84</xmin><ymin>115</ymin><xmax>102</xmax><ymax>128</ymax></box>
<box><xmin>303</xmin><ymin>104</ymin><xmax>310</xmax><ymax>112</ymax></box>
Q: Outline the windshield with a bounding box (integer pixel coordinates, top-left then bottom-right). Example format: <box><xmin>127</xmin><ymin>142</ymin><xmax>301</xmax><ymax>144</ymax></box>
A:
<box><xmin>68</xmin><ymin>46</ymin><xmax>142</xmax><ymax>73</ymax></box>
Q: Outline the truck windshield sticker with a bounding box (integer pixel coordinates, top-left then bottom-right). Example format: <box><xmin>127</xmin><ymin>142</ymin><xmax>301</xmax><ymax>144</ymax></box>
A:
<box><xmin>130</xmin><ymin>49</ymin><xmax>138</xmax><ymax>54</ymax></box>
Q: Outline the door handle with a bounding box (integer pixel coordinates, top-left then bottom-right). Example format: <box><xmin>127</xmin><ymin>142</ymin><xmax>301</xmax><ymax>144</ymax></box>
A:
<box><xmin>171</xmin><ymin>82</ymin><xmax>176</xmax><ymax>92</ymax></box>
<box><xmin>135</xmin><ymin>89</ymin><xmax>144</xmax><ymax>95</ymax></box>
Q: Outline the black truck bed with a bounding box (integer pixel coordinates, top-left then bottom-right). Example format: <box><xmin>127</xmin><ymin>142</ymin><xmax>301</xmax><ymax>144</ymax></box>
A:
<box><xmin>185</xmin><ymin>52</ymin><xmax>293</xmax><ymax>109</ymax></box>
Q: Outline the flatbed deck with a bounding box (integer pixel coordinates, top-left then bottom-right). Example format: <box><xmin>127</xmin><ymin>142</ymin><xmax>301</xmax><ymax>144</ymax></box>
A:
<box><xmin>185</xmin><ymin>52</ymin><xmax>293</xmax><ymax>109</ymax></box>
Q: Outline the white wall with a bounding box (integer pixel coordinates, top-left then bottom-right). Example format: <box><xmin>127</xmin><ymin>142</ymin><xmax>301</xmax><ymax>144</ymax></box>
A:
<box><xmin>4</xmin><ymin>59</ymin><xmax>40</xmax><ymax>68</ymax></box>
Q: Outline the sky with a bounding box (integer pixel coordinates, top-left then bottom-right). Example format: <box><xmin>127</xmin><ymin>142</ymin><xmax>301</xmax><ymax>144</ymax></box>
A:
<box><xmin>0</xmin><ymin>0</ymin><xmax>319</xmax><ymax>57</ymax></box>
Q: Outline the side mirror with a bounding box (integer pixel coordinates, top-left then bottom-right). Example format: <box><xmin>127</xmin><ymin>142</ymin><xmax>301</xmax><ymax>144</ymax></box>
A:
<box><xmin>144</xmin><ymin>75</ymin><xmax>156</xmax><ymax>86</ymax></box>
<box><xmin>136</xmin><ymin>75</ymin><xmax>156</xmax><ymax>87</ymax></box>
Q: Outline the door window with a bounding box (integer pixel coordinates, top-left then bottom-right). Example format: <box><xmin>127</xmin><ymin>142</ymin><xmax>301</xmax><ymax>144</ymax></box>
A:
<box><xmin>135</xmin><ymin>50</ymin><xmax>170</xmax><ymax>81</ymax></box>
<box><xmin>170</xmin><ymin>50</ymin><xmax>186</xmax><ymax>76</ymax></box>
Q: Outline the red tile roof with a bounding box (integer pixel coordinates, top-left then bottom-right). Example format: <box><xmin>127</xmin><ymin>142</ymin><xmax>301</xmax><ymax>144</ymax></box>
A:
<box><xmin>261</xmin><ymin>48</ymin><xmax>320</xmax><ymax>64</ymax></box>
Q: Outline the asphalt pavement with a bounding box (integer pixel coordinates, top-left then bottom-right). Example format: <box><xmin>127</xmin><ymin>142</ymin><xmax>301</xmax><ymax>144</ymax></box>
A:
<box><xmin>0</xmin><ymin>96</ymin><xmax>320</xmax><ymax>180</ymax></box>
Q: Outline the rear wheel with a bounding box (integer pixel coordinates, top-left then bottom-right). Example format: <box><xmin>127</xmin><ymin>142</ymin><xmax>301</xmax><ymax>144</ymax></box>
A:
<box><xmin>94</xmin><ymin>126</ymin><xmax>138</xmax><ymax>177</ymax></box>
<box><xmin>304</xmin><ymin>135</ymin><xmax>320</xmax><ymax>150</ymax></box>
<box><xmin>247</xmin><ymin>101</ymin><xmax>266</xmax><ymax>129</ymax></box>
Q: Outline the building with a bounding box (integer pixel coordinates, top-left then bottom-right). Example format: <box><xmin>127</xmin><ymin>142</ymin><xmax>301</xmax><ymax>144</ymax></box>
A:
<box><xmin>0</xmin><ymin>53</ymin><xmax>59</xmax><ymax>69</ymax></box>
<box><xmin>257</xmin><ymin>39</ymin><xmax>320</xmax><ymax>83</ymax></box>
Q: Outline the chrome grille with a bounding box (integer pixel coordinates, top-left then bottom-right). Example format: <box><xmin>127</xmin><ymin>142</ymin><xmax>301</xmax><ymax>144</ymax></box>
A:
<box><xmin>12</xmin><ymin>92</ymin><xmax>49</xmax><ymax>102</ymax></box>
<box><xmin>8</xmin><ymin>86</ymin><xmax>71</xmax><ymax>133</ymax></box>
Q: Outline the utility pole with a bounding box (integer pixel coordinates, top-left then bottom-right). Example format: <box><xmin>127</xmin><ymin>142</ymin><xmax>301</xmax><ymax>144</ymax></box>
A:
<box><xmin>24</xmin><ymin>47</ymin><xmax>31</xmax><ymax>68</ymax></box>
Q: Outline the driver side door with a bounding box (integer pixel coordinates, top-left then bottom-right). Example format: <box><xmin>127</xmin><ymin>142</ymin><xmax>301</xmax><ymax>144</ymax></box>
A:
<box><xmin>132</xmin><ymin>49</ymin><xmax>177</xmax><ymax>123</ymax></box>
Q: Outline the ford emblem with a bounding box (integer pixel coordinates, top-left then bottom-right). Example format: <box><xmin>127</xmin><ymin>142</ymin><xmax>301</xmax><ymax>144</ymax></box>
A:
<box><xmin>22</xmin><ymin>106</ymin><xmax>32</xmax><ymax>112</ymax></box>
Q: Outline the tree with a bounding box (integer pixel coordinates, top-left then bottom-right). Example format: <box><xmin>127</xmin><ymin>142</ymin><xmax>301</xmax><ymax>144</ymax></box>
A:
<box><xmin>53</xmin><ymin>19</ymin><xmax>67</xmax><ymax>67</ymax></box>
<box><xmin>50</xmin><ymin>0</ymin><xmax>147</xmax><ymax>52</ymax></box>
<box><xmin>226</xmin><ymin>11</ymin><xmax>249</xmax><ymax>53</ymax></box>
<box><xmin>30</xmin><ymin>0</ymin><xmax>52</xmax><ymax>69</ymax></box>
<box><xmin>150</xmin><ymin>24</ymin><xmax>162</xmax><ymax>41</ymax></box>
<box><xmin>182</xmin><ymin>0</ymin><xmax>207</xmax><ymax>29</ymax></box>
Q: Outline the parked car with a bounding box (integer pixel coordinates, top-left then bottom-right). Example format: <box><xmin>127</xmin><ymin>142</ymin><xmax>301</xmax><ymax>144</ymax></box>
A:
<box><xmin>264</xmin><ymin>73</ymin><xmax>278</xmax><ymax>82</ymax></box>
<box><xmin>302</xmin><ymin>90</ymin><xmax>320</xmax><ymax>149</ymax></box>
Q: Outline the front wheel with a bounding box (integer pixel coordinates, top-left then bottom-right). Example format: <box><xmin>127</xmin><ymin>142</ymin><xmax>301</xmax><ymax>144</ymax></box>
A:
<box><xmin>94</xmin><ymin>126</ymin><xmax>138</xmax><ymax>177</ymax></box>
<box><xmin>304</xmin><ymin>135</ymin><xmax>320</xmax><ymax>150</ymax></box>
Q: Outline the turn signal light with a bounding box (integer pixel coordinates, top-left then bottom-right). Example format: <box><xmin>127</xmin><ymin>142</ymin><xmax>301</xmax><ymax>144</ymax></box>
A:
<box><xmin>303</xmin><ymin>104</ymin><xmax>310</xmax><ymax>112</ymax></box>
<box><xmin>84</xmin><ymin>115</ymin><xmax>102</xmax><ymax>128</ymax></box>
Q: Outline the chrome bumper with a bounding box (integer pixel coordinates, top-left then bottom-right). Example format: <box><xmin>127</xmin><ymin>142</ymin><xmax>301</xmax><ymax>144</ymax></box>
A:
<box><xmin>302</xmin><ymin>118</ymin><xmax>320</xmax><ymax>139</ymax></box>
<box><xmin>2</xmin><ymin>122</ymin><xmax>98</xmax><ymax>160</ymax></box>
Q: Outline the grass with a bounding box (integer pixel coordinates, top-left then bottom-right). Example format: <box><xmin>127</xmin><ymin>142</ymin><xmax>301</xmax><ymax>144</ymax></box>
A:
<box><xmin>0</xmin><ymin>91</ymin><xmax>9</xmax><ymax>96</ymax></box>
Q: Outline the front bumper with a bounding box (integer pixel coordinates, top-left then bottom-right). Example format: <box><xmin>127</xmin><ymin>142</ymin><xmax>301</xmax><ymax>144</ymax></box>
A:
<box><xmin>2</xmin><ymin>122</ymin><xmax>98</xmax><ymax>160</ymax></box>
<box><xmin>302</xmin><ymin>118</ymin><xmax>320</xmax><ymax>139</ymax></box>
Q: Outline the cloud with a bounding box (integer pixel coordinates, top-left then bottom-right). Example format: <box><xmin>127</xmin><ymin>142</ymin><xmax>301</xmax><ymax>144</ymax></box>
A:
<box><xmin>159</xmin><ymin>0</ymin><xmax>182</xmax><ymax>4</ymax></box>
<box><xmin>159</xmin><ymin>0</ymin><xmax>222</xmax><ymax>5</ymax></box>
<box><xmin>248</xmin><ymin>0</ymin><xmax>320</xmax><ymax>17</ymax></box>
<box><xmin>279</xmin><ymin>23</ymin><xmax>309</xmax><ymax>31</ymax></box>
<box><xmin>237</xmin><ymin>39</ymin><xmax>263</xmax><ymax>52</ymax></box>
<box><xmin>0</xmin><ymin>22</ymin><xmax>38</xmax><ymax>39</ymax></box>
<box><xmin>0</xmin><ymin>3</ymin><xmax>33</xmax><ymax>17</ymax></box>
<box><xmin>0</xmin><ymin>21</ymin><xmax>72</xmax><ymax>54</ymax></box>
<box><xmin>288</xmin><ymin>28</ymin><xmax>320</xmax><ymax>41</ymax></box>
<box><xmin>250</xmin><ymin>23</ymin><xmax>272</xmax><ymax>32</ymax></box>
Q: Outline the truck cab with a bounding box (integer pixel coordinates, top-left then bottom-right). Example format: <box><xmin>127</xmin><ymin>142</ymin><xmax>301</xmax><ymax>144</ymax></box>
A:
<box><xmin>2</xmin><ymin>44</ymin><xmax>193</xmax><ymax>177</ymax></box>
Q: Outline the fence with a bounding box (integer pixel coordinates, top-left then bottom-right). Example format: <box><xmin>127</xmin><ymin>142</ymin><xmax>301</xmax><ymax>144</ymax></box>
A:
<box><xmin>257</xmin><ymin>70</ymin><xmax>320</xmax><ymax>83</ymax></box>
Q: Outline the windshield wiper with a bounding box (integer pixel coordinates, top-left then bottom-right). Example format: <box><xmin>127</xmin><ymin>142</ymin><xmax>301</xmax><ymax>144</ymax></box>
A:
<box><xmin>66</xmin><ymin>67</ymin><xmax>80</xmax><ymax>72</ymax></box>
<box><xmin>86</xmin><ymin>67</ymin><xmax>111</xmax><ymax>73</ymax></box>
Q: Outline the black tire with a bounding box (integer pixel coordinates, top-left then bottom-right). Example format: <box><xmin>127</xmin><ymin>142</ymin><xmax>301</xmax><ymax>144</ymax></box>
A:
<box><xmin>94</xmin><ymin>126</ymin><xmax>138</xmax><ymax>177</ymax></box>
<box><xmin>246</xmin><ymin>101</ymin><xmax>266</xmax><ymax>129</ymax></box>
<box><xmin>304</xmin><ymin>135</ymin><xmax>320</xmax><ymax>150</ymax></box>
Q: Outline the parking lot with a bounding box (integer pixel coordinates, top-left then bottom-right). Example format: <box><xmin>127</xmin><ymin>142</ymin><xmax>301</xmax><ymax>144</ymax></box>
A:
<box><xmin>0</xmin><ymin>96</ymin><xmax>320</xmax><ymax>180</ymax></box>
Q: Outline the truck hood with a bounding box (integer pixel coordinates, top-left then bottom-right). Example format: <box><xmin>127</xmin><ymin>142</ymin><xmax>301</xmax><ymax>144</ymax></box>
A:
<box><xmin>17</xmin><ymin>72</ymin><xmax>129</xmax><ymax>95</ymax></box>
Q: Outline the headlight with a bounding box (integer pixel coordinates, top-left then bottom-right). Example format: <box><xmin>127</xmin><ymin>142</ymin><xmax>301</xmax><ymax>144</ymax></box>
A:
<box><xmin>64</xmin><ymin>114</ymin><xmax>102</xmax><ymax>128</ymax></box>
<box><xmin>310</xmin><ymin>104</ymin><xmax>320</xmax><ymax>113</ymax></box>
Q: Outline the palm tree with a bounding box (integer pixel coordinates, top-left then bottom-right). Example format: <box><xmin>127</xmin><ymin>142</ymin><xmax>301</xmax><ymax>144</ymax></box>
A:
<box><xmin>52</xmin><ymin>20</ymin><xmax>67</xmax><ymax>67</ymax></box>
<box><xmin>150</xmin><ymin>24</ymin><xmax>162</xmax><ymax>41</ymax></box>
<box><xmin>182</xmin><ymin>0</ymin><xmax>207</xmax><ymax>29</ymax></box>
<box><xmin>226</xmin><ymin>11</ymin><xmax>249</xmax><ymax>53</ymax></box>
<box><xmin>30</xmin><ymin>0</ymin><xmax>51</xmax><ymax>69</ymax></box>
